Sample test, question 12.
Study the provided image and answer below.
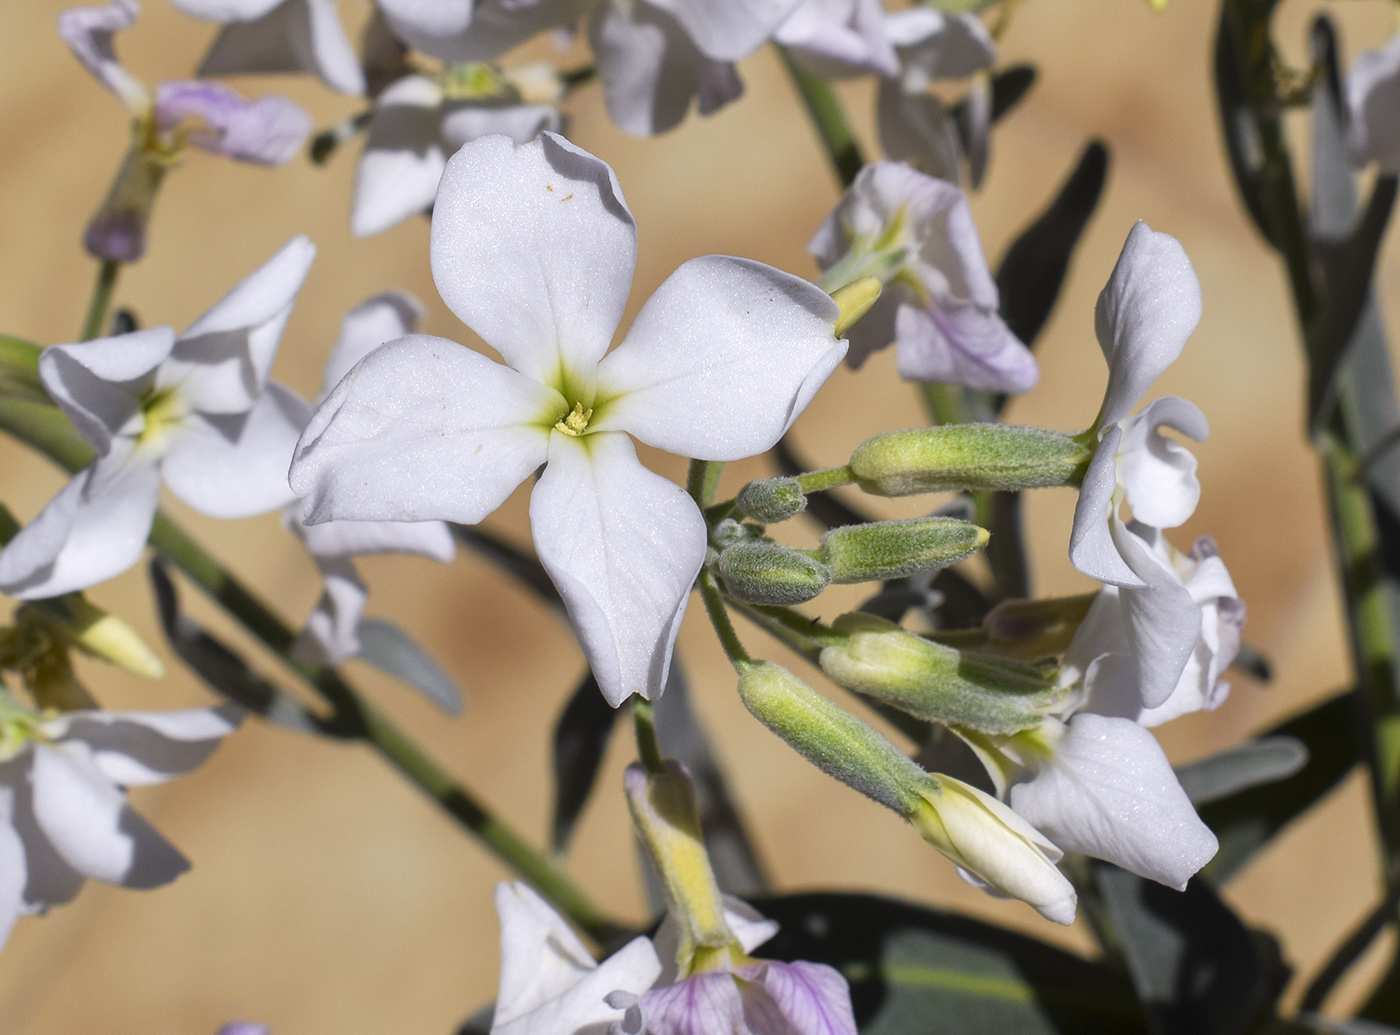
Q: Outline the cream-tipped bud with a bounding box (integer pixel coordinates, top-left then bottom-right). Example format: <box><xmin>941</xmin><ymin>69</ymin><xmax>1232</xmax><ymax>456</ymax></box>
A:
<box><xmin>718</xmin><ymin>541</ymin><xmax>830</xmax><ymax>605</ymax></box>
<box><xmin>849</xmin><ymin>425</ymin><xmax>1090</xmax><ymax>497</ymax></box>
<box><xmin>909</xmin><ymin>775</ymin><xmax>1077</xmax><ymax>924</ymax></box>
<box><xmin>819</xmin><ymin>517</ymin><xmax>988</xmax><ymax>584</ymax></box>
<box><xmin>735</xmin><ymin>477</ymin><xmax>807</xmax><ymax>524</ymax></box>
<box><xmin>819</xmin><ymin>614</ymin><xmax>1062</xmax><ymax>733</ymax></box>
<box><xmin>831</xmin><ymin>276</ymin><xmax>883</xmax><ymax>338</ymax></box>
<box><xmin>27</xmin><ymin>597</ymin><xmax>164</xmax><ymax>679</ymax></box>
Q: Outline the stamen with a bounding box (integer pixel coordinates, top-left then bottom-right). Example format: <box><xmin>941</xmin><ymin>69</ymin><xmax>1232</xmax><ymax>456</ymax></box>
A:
<box><xmin>554</xmin><ymin>402</ymin><xmax>593</xmax><ymax>437</ymax></box>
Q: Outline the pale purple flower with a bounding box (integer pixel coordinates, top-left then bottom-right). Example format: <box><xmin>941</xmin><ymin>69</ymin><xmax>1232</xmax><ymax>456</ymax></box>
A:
<box><xmin>0</xmin><ymin>703</ymin><xmax>240</xmax><ymax>948</ymax></box>
<box><xmin>290</xmin><ymin>133</ymin><xmax>845</xmax><ymax>706</ymax></box>
<box><xmin>0</xmin><ymin>238</ymin><xmax>314</xmax><ymax>598</ymax></box>
<box><xmin>810</xmin><ymin>160</ymin><xmax>1036</xmax><ymax>392</ymax></box>
<box><xmin>167</xmin><ymin>0</ymin><xmax>366</xmax><ymax>95</ymax></box>
<box><xmin>1348</xmin><ymin>33</ymin><xmax>1400</xmax><ymax>172</ymax></box>
<box><xmin>215</xmin><ymin>1024</ymin><xmax>270</xmax><ymax>1035</ymax></box>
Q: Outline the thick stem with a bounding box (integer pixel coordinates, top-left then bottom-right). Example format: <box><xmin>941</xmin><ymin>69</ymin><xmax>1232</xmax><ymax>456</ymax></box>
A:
<box><xmin>632</xmin><ymin>698</ymin><xmax>665</xmax><ymax>773</ymax></box>
<box><xmin>80</xmin><ymin>260</ymin><xmax>121</xmax><ymax>342</ymax></box>
<box><xmin>775</xmin><ymin>44</ymin><xmax>865</xmax><ymax>188</ymax></box>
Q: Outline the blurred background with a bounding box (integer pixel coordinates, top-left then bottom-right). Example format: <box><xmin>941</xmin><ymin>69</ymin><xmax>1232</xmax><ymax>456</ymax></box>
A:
<box><xmin>0</xmin><ymin>0</ymin><xmax>1395</xmax><ymax>1029</ymax></box>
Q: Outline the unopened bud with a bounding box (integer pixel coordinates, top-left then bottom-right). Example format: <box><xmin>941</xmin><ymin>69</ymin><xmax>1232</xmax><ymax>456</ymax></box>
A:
<box><xmin>909</xmin><ymin>775</ymin><xmax>1077</xmax><ymax>924</ymax></box>
<box><xmin>27</xmin><ymin>596</ymin><xmax>164</xmax><ymax>679</ymax></box>
<box><xmin>84</xmin><ymin>145</ymin><xmax>167</xmax><ymax>262</ymax></box>
<box><xmin>735</xmin><ymin>477</ymin><xmax>807</xmax><ymax>524</ymax></box>
<box><xmin>820</xmin><ymin>517</ymin><xmax>987</xmax><ymax>584</ymax></box>
<box><xmin>831</xmin><ymin>276</ymin><xmax>883</xmax><ymax>338</ymax></box>
<box><xmin>718</xmin><ymin>541</ymin><xmax>830</xmax><ymax>605</ymax></box>
<box><xmin>983</xmin><ymin>594</ymin><xmax>1096</xmax><ymax>660</ymax></box>
<box><xmin>736</xmin><ymin>660</ymin><xmax>925</xmax><ymax>814</ymax></box>
<box><xmin>849</xmin><ymin>425</ymin><xmax>1090</xmax><ymax>497</ymax></box>
<box><xmin>820</xmin><ymin>614</ymin><xmax>1060</xmax><ymax>733</ymax></box>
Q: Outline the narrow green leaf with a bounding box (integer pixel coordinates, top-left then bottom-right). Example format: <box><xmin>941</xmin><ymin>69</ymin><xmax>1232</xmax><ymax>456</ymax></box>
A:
<box><xmin>356</xmin><ymin>618</ymin><xmax>464</xmax><ymax>715</ymax></box>
<box><xmin>550</xmin><ymin>669</ymin><xmax>617</xmax><ymax>855</ymax></box>
<box><xmin>1174</xmin><ymin>736</ymin><xmax>1308</xmax><ymax>806</ymax></box>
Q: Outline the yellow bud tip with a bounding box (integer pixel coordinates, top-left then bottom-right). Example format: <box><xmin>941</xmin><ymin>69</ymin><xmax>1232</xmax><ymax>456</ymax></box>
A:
<box><xmin>831</xmin><ymin>277</ymin><xmax>883</xmax><ymax>338</ymax></box>
<box><xmin>974</xmin><ymin>526</ymin><xmax>992</xmax><ymax>549</ymax></box>
<box><xmin>554</xmin><ymin>402</ymin><xmax>593</xmax><ymax>437</ymax></box>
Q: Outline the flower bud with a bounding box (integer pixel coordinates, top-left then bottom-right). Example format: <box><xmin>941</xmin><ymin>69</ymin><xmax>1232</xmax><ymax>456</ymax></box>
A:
<box><xmin>848</xmin><ymin>425</ymin><xmax>1090</xmax><ymax>497</ymax></box>
<box><xmin>819</xmin><ymin>614</ymin><xmax>1060</xmax><ymax>733</ymax></box>
<box><xmin>819</xmin><ymin>517</ymin><xmax>987</xmax><ymax>583</ymax></box>
<box><xmin>909</xmin><ymin>775</ymin><xmax>1077</xmax><ymax>924</ymax></box>
<box><xmin>736</xmin><ymin>660</ymin><xmax>926</xmax><ymax>814</ymax></box>
<box><xmin>26</xmin><ymin>596</ymin><xmax>165</xmax><ymax>679</ymax></box>
<box><xmin>718</xmin><ymin>541</ymin><xmax>830</xmax><ymax>605</ymax></box>
<box><xmin>84</xmin><ymin>145</ymin><xmax>167</xmax><ymax>262</ymax></box>
<box><xmin>735</xmin><ymin>477</ymin><xmax>807</xmax><ymax>524</ymax></box>
<box><xmin>830</xmin><ymin>276</ymin><xmax>883</xmax><ymax>337</ymax></box>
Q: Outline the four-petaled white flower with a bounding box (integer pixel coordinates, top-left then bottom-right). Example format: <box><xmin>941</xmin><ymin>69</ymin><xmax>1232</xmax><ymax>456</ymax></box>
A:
<box><xmin>285</xmin><ymin>292</ymin><xmax>456</xmax><ymax>665</ymax></box>
<box><xmin>166</xmin><ymin>0</ymin><xmax>366</xmax><ymax>95</ymax></box>
<box><xmin>290</xmin><ymin>133</ymin><xmax>845</xmax><ymax>707</ymax></box>
<box><xmin>0</xmin><ymin>703</ymin><xmax>240</xmax><ymax>948</ymax></box>
<box><xmin>0</xmin><ymin>237</ymin><xmax>315</xmax><ymax>599</ymax></box>
<box><xmin>811</xmin><ymin>160</ymin><xmax>1036</xmax><ymax>392</ymax></box>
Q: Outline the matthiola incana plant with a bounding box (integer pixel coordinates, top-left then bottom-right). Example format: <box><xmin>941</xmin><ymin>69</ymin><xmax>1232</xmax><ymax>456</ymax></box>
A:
<box><xmin>10</xmin><ymin>0</ymin><xmax>1389</xmax><ymax>1029</ymax></box>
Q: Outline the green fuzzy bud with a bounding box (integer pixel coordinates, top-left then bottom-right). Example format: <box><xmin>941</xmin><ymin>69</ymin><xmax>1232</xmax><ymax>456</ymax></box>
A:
<box><xmin>735</xmin><ymin>477</ymin><xmax>807</xmax><ymax>524</ymax></box>
<box><xmin>848</xmin><ymin>424</ymin><xmax>1091</xmax><ymax>497</ymax></box>
<box><xmin>718</xmin><ymin>541</ymin><xmax>831</xmax><ymax>604</ymax></box>
<box><xmin>819</xmin><ymin>517</ymin><xmax>988</xmax><ymax>584</ymax></box>
<box><xmin>736</xmin><ymin>660</ymin><xmax>925</xmax><ymax>814</ymax></box>
<box><xmin>820</xmin><ymin>614</ymin><xmax>1062</xmax><ymax>733</ymax></box>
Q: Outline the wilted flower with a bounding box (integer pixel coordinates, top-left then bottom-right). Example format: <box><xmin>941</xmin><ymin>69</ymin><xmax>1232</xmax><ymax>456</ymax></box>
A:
<box><xmin>290</xmin><ymin>133</ymin><xmax>845</xmax><ymax>706</ymax></box>
<box><xmin>810</xmin><ymin>160</ymin><xmax>1035</xmax><ymax>392</ymax></box>
<box><xmin>0</xmin><ymin>700</ymin><xmax>240</xmax><ymax>947</ymax></box>
<box><xmin>0</xmin><ymin>238</ymin><xmax>314</xmax><ymax>598</ymax></box>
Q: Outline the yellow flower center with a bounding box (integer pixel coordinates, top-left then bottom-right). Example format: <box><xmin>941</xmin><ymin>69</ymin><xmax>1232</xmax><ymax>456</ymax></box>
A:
<box><xmin>554</xmin><ymin>402</ymin><xmax>593</xmax><ymax>437</ymax></box>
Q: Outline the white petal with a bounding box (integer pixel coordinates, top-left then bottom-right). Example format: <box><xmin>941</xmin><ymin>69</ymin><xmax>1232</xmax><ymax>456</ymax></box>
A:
<box><xmin>594</xmin><ymin>256</ymin><xmax>843</xmax><ymax>459</ymax></box>
<box><xmin>430</xmin><ymin>133</ymin><xmax>636</xmax><ymax>385</ymax></box>
<box><xmin>290</xmin><ymin>334</ymin><xmax>556</xmax><ymax>524</ymax></box>
<box><xmin>493</xmin><ymin>880</ymin><xmax>597</xmax><ymax>1026</ymax></box>
<box><xmin>1117</xmin><ymin>396</ymin><xmax>1207</xmax><ymax>529</ymax></box>
<box><xmin>894</xmin><ymin>12</ymin><xmax>995</xmax><ymax>91</ymax></box>
<box><xmin>0</xmin><ymin>450</ymin><xmax>160</xmax><ymax>599</ymax></box>
<box><xmin>722</xmin><ymin>894</ymin><xmax>780</xmax><ymax>952</ymax></box>
<box><xmin>589</xmin><ymin>2</ymin><xmax>738</xmax><ymax>137</ymax></box>
<box><xmin>165</xmin><ymin>236</ymin><xmax>316</xmax><ymax>415</ymax></box>
<box><xmin>1068</xmin><ymin>426</ymin><xmax>1144</xmax><ymax>588</ymax></box>
<box><xmin>47</xmin><ymin>705</ymin><xmax>242</xmax><ymax>787</ymax></box>
<box><xmin>493</xmin><ymin>937</ymin><xmax>662</xmax><ymax>1035</ymax></box>
<box><xmin>292</xmin><ymin>556</ymin><xmax>366</xmax><ymax>664</ymax></box>
<box><xmin>380</xmin><ymin>0</ymin><xmax>588</xmax><ymax>66</ymax></box>
<box><xmin>875</xmin><ymin>79</ymin><xmax>961</xmax><ymax>183</ymax></box>
<box><xmin>1349</xmin><ymin>34</ymin><xmax>1400</xmax><ymax>172</ymax></box>
<box><xmin>320</xmin><ymin>290</ymin><xmax>426</xmax><ymax>400</ymax></box>
<box><xmin>162</xmin><ymin>382</ymin><xmax>307</xmax><ymax>518</ymax></box>
<box><xmin>29</xmin><ymin>744</ymin><xmax>189</xmax><ymax>888</ymax></box>
<box><xmin>169</xmin><ymin>0</ymin><xmax>284</xmax><ymax>20</ymax></box>
<box><xmin>37</xmin><ymin>326</ymin><xmax>175</xmax><ymax>454</ymax></box>
<box><xmin>775</xmin><ymin>0</ymin><xmax>899</xmax><ymax>79</ymax></box>
<box><xmin>1095</xmin><ymin>222</ymin><xmax>1202</xmax><ymax>429</ymax></box>
<box><xmin>530</xmin><ymin>432</ymin><xmax>706</xmax><ymax>706</ymax></box>
<box><xmin>351</xmin><ymin>76</ymin><xmax>447</xmax><ymax>238</ymax></box>
<box><xmin>440</xmin><ymin>103</ymin><xmax>562</xmax><ymax>150</ymax></box>
<box><xmin>197</xmin><ymin>0</ymin><xmax>366</xmax><ymax>95</ymax></box>
<box><xmin>5</xmin><ymin>756</ymin><xmax>86</xmax><ymax>914</ymax></box>
<box><xmin>57</xmin><ymin>0</ymin><xmax>149</xmax><ymax>110</ymax></box>
<box><xmin>0</xmin><ymin>790</ymin><xmax>26</xmax><ymax>949</ymax></box>
<box><xmin>1009</xmin><ymin>715</ymin><xmax>1217</xmax><ymax>889</ymax></box>
<box><xmin>296</xmin><ymin>514</ymin><xmax>455</xmax><ymax>561</ymax></box>
<box><xmin>646</xmin><ymin>0</ymin><xmax>802</xmax><ymax>61</ymax></box>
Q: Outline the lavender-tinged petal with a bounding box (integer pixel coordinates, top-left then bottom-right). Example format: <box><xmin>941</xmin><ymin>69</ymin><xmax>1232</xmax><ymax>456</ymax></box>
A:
<box><xmin>57</xmin><ymin>0</ymin><xmax>149</xmax><ymax>111</ymax></box>
<box><xmin>743</xmin><ymin>960</ymin><xmax>858</xmax><ymax>1035</ymax></box>
<box><xmin>775</xmin><ymin>0</ymin><xmax>899</xmax><ymax>79</ymax></box>
<box><xmin>637</xmin><ymin>973</ymin><xmax>748</xmax><ymax>1035</ymax></box>
<box><xmin>155</xmin><ymin>81</ymin><xmax>311</xmax><ymax>165</ymax></box>
<box><xmin>894</xmin><ymin>299</ymin><xmax>1037</xmax><ymax>393</ymax></box>
<box><xmin>215</xmin><ymin>1024</ymin><xmax>271</xmax><ymax>1035</ymax></box>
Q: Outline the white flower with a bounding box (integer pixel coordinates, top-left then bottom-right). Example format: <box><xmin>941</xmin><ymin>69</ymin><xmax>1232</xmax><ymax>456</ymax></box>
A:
<box><xmin>0</xmin><ymin>237</ymin><xmax>315</xmax><ymax>599</ymax></box>
<box><xmin>0</xmin><ymin>703</ymin><xmax>240</xmax><ymax>947</ymax></box>
<box><xmin>286</xmin><ymin>292</ymin><xmax>455</xmax><ymax>665</ymax></box>
<box><xmin>773</xmin><ymin>0</ymin><xmax>899</xmax><ymax>79</ymax></box>
<box><xmin>810</xmin><ymin>160</ymin><xmax>1036</xmax><ymax>392</ymax></box>
<box><xmin>166</xmin><ymin>0</ymin><xmax>366</xmax><ymax>95</ymax></box>
<box><xmin>1069</xmin><ymin>220</ymin><xmax>1206</xmax><ymax>588</ymax></box>
<box><xmin>490</xmin><ymin>881</ymin><xmax>662</xmax><ymax>1035</ymax></box>
<box><xmin>289</xmin><ymin>133</ymin><xmax>845</xmax><ymax>706</ymax></box>
<box><xmin>352</xmin><ymin>73</ymin><xmax>563</xmax><ymax>237</ymax></box>
<box><xmin>1348</xmin><ymin>33</ymin><xmax>1400</xmax><ymax>172</ymax></box>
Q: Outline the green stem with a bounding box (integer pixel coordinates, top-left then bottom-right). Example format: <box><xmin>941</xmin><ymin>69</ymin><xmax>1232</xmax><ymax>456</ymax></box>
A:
<box><xmin>775</xmin><ymin>44</ymin><xmax>865</xmax><ymax>188</ymax></box>
<box><xmin>0</xmin><ymin>397</ymin><xmax>622</xmax><ymax>945</ymax></box>
<box><xmin>632</xmin><ymin>698</ymin><xmax>665</xmax><ymax>773</ymax></box>
<box><xmin>687</xmin><ymin>458</ymin><xmax>725</xmax><ymax>509</ymax></box>
<box><xmin>727</xmin><ymin>602</ymin><xmax>829</xmax><ymax>663</ymax></box>
<box><xmin>698</xmin><ymin>569</ymin><xmax>752</xmax><ymax>667</ymax></box>
<box><xmin>81</xmin><ymin>260</ymin><xmax>120</xmax><ymax>342</ymax></box>
<box><xmin>796</xmin><ymin>466</ymin><xmax>855</xmax><ymax>492</ymax></box>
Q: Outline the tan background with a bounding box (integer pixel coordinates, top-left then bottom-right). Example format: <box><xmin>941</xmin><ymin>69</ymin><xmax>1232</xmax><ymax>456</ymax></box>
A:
<box><xmin>0</xmin><ymin>0</ymin><xmax>1395</xmax><ymax>1030</ymax></box>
